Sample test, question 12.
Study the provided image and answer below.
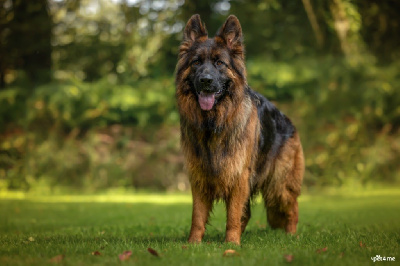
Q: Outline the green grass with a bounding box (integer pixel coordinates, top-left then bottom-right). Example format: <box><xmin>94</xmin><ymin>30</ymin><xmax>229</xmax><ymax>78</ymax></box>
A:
<box><xmin>1</xmin><ymin>189</ymin><xmax>399</xmax><ymax>265</ymax></box>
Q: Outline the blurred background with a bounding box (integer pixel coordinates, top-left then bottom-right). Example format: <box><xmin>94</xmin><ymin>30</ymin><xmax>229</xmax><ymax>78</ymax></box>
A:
<box><xmin>0</xmin><ymin>0</ymin><xmax>399</xmax><ymax>193</ymax></box>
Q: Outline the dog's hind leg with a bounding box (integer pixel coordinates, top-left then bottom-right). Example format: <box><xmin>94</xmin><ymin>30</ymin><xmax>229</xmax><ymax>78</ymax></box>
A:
<box><xmin>263</xmin><ymin>133</ymin><xmax>304</xmax><ymax>234</ymax></box>
<box><xmin>266</xmin><ymin>198</ymin><xmax>299</xmax><ymax>233</ymax></box>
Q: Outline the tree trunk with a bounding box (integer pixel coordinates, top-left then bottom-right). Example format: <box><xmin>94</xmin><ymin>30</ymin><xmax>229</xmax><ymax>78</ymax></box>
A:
<box><xmin>301</xmin><ymin>0</ymin><xmax>324</xmax><ymax>48</ymax></box>
<box><xmin>10</xmin><ymin>0</ymin><xmax>52</xmax><ymax>86</ymax></box>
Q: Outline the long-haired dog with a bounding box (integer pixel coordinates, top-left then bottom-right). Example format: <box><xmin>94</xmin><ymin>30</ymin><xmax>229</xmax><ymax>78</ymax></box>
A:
<box><xmin>175</xmin><ymin>14</ymin><xmax>304</xmax><ymax>244</ymax></box>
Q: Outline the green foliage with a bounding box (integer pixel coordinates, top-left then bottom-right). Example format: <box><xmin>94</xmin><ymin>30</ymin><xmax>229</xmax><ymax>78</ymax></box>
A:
<box><xmin>0</xmin><ymin>191</ymin><xmax>399</xmax><ymax>265</ymax></box>
<box><xmin>246</xmin><ymin>56</ymin><xmax>400</xmax><ymax>186</ymax></box>
<box><xmin>1</xmin><ymin>0</ymin><xmax>400</xmax><ymax>190</ymax></box>
<box><xmin>0</xmin><ymin>125</ymin><xmax>186</xmax><ymax>191</ymax></box>
<box><xmin>299</xmin><ymin>58</ymin><xmax>400</xmax><ymax>186</ymax></box>
<box><xmin>1</xmin><ymin>76</ymin><xmax>177</xmax><ymax>131</ymax></box>
<box><xmin>1</xmin><ymin>57</ymin><xmax>400</xmax><ymax>190</ymax></box>
<box><xmin>0</xmin><ymin>77</ymin><xmax>184</xmax><ymax>191</ymax></box>
<box><xmin>230</xmin><ymin>0</ymin><xmax>319</xmax><ymax>60</ymax></box>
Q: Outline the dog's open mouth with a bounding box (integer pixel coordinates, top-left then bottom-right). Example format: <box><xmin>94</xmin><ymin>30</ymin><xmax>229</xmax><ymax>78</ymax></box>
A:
<box><xmin>198</xmin><ymin>91</ymin><xmax>215</xmax><ymax>111</ymax></box>
<box><xmin>198</xmin><ymin>89</ymin><xmax>223</xmax><ymax>111</ymax></box>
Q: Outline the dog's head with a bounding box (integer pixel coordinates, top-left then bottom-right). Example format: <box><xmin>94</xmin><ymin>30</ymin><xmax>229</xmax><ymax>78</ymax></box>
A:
<box><xmin>176</xmin><ymin>14</ymin><xmax>247</xmax><ymax>112</ymax></box>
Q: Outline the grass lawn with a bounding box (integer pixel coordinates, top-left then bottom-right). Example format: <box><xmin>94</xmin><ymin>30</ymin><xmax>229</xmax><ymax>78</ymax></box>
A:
<box><xmin>0</xmin><ymin>189</ymin><xmax>399</xmax><ymax>265</ymax></box>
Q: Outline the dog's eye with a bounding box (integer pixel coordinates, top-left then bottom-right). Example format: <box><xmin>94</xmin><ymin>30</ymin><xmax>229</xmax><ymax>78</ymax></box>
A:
<box><xmin>192</xmin><ymin>60</ymin><xmax>201</xmax><ymax>66</ymax></box>
<box><xmin>216</xmin><ymin>60</ymin><xmax>224</xmax><ymax>66</ymax></box>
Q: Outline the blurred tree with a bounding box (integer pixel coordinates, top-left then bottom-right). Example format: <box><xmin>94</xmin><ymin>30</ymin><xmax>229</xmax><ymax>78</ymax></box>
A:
<box><xmin>328</xmin><ymin>0</ymin><xmax>368</xmax><ymax>66</ymax></box>
<box><xmin>117</xmin><ymin>0</ymin><xmax>186</xmax><ymax>79</ymax></box>
<box><xmin>356</xmin><ymin>0</ymin><xmax>400</xmax><ymax>63</ymax></box>
<box><xmin>179</xmin><ymin>0</ymin><xmax>223</xmax><ymax>34</ymax></box>
<box><xmin>229</xmin><ymin>0</ymin><xmax>319</xmax><ymax>60</ymax></box>
<box><xmin>301</xmin><ymin>0</ymin><xmax>323</xmax><ymax>48</ymax></box>
<box><xmin>0</xmin><ymin>0</ymin><xmax>52</xmax><ymax>88</ymax></box>
<box><xmin>51</xmin><ymin>0</ymin><xmax>126</xmax><ymax>81</ymax></box>
<box><xmin>1</xmin><ymin>0</ymin><xmax>400</xmax><ymax>190</ymax></box>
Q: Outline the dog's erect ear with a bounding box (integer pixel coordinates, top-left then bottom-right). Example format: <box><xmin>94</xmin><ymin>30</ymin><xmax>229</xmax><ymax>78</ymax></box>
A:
<box><xmin>217</xmin><ymin>15</ymin><xmax>242</xmax><ymax>49</ymax></box>
<box><xmin>183</xmin><ymin>14</ymin><xmax>208</xmax><ymax>42</ymax></box>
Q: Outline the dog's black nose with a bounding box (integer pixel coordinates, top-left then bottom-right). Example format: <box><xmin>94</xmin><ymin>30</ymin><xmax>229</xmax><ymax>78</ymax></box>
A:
<box><xmin>200</xmin><ymin>75</ymin><xmax>213</xmax><ymax>86</ymax></box>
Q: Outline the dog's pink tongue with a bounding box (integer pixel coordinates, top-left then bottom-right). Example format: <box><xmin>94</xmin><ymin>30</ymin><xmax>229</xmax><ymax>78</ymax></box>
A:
<box><xmin>198</xmin><ymin>92</ymin><xmax>215</xmax><ymax>111</ymax></box>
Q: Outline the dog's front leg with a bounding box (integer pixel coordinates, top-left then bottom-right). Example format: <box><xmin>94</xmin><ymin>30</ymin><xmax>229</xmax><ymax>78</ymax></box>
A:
<box><xmin>225</xmin><ymin>175</ymin><xmax>250</xmax><ymax>245</ymax></box>
<box><xmin>188</xmin><ymin>187</ymin><xmax>212</xmax><ymax>243</ymax></box>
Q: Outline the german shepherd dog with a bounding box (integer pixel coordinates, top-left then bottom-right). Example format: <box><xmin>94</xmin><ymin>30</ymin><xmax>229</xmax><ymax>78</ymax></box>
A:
<box><xmin>175</xmin><ymin>14</ymin><xmax>304</xmax><ymax>245</ymax></box>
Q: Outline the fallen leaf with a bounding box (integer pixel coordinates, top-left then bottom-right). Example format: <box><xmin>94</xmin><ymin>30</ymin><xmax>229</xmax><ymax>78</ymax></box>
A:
<box><xmin>316</xmin><ymin>247</ymin><xmax>328</xmax><ymax>253</ymax></box>
<box><xmin>359</xmin><ymin>241</ymin><xmax>366</xmax><ymax>247</ymax></box>
<box><xmin>255</xmin><ymin>220</ymin><xmax>266</xmax><ymax>229</ymax></box>
<box><xmin>223</xmin><ymin>249</ymin><xmax>239</xmax><ymax>257</ymax></box>
<box><xmin>28</xmin><ymin>237</ymin><xmax>35</xmax><ymax>242</ymax></box>
<box><xmin>92</xmin><ymin>251</ymin><xmax>101</xmax><ymax>256</ymax></box>
<box><xmin>284</xmin><ymin>254</ymin><xmax>294</xmax><ymax>262</ymax></box>
<box><xmin>118</xmin><ymin>251</ymin><xmax>132</xmax><ymax>261</ymax></box>
<box><xmin>181</xmin><ymin>245</ymin><xmax>188</xmax><ymax>249</ymax></box>
<box><xmin>50</xmin><ymin>254</ymin><xmax>65</xmax><ymax>263</ymax></box>
<box><xmin>147</xmin><ymin>247</ymin><xmax>160</xmax><ymax>257</ymax></box>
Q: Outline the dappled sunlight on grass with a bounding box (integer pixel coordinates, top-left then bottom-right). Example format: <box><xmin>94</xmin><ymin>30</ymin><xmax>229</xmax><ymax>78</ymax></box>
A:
<box><xmin>1</xmin><ymin>187</ymin><xmax>399</xmax><ymax>204</ymax></box>
<box><xmin>0</xmin><ymin>191</ymin><xmax>192</xmax><ymax>204</ymax></box>
<box><xmin>298</xmin><ymin>187</ymin><xmax>400</xmax><ymax>202</ymax></box>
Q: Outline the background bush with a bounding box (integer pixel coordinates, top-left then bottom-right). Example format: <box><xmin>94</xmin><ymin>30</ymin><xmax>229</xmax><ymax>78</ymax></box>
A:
<box><xmin>0</xmin><ymin>0</ymin><xmax>399</xmax><ymax>191</ymax></box>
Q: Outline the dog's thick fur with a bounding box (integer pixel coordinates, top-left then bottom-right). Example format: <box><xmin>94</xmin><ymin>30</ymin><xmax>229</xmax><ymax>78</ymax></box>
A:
<box><xmin>175</xmin><ymin>14</ymin><xmax>304</xmax><ymax>245</ymax></box>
